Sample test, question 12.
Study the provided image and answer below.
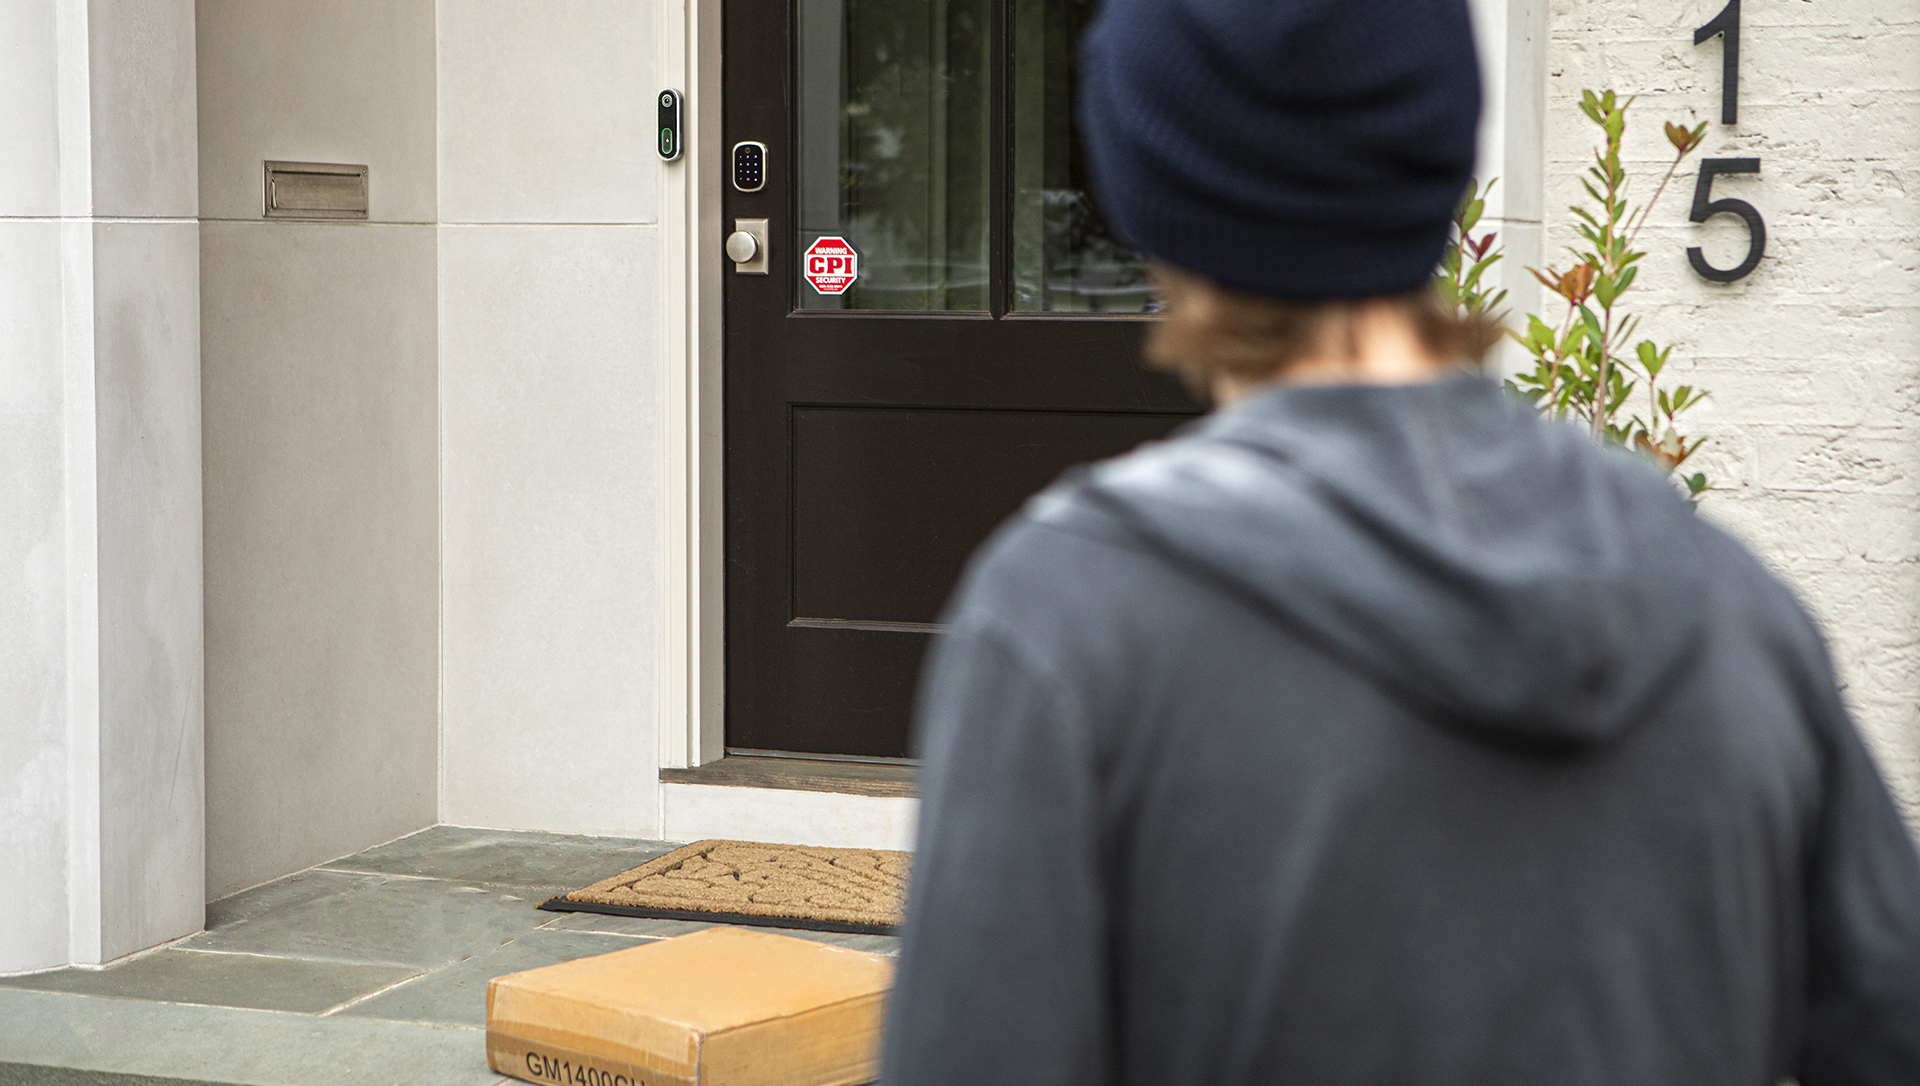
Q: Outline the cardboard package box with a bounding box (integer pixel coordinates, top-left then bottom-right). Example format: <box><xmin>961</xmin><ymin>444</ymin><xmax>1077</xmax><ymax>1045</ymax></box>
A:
<box><xmin>485</xmin><ymin>927</ymin><xmax>895</xmax><ymax>1086</ymax></box>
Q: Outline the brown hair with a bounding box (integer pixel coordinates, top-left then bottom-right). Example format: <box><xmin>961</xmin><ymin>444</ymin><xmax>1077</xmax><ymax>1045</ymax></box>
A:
<box><xmin>1145</xmin><ymin>264</ymin><xmax>1501</xmax><ymax>394</ymax></box>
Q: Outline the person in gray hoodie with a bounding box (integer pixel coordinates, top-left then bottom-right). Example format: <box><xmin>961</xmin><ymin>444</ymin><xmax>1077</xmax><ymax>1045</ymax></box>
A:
<box><xmin>878</xmin><ymin>0</ymin><xmax>1920</xmax><ymax>1082</ymax></box>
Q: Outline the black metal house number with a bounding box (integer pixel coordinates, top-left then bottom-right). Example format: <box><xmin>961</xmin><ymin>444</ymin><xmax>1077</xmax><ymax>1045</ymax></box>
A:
<box><xmin>1689</xmin><ymin>0</ymin><xmax>1766</xmax><ymax>282</ymax></box>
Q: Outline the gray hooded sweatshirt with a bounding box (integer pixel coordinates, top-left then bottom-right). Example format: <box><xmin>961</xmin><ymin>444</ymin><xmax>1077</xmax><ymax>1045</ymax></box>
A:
<box><xmin>881</xmin><ymin>377</ymin><xmax>1920</xmax><ymax>1086</ymax></box>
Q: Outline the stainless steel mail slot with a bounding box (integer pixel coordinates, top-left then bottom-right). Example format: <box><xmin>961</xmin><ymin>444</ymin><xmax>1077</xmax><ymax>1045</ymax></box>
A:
<box><xmin>263</xmin><ymin>161</ymin><xmax>368</xmax><ymax>219</ymax></box>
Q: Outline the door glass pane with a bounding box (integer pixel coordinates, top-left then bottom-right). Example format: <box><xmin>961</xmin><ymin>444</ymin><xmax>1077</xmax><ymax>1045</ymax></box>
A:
<box><xmin>798</xmin><ymin>0</ymin><xmax>990</xmax><ymax>311</ymax></box>
<box><xmin>1010</xmin><ymin>0</ymin><xmax>1153</xmax><ymax>313</ymax></box>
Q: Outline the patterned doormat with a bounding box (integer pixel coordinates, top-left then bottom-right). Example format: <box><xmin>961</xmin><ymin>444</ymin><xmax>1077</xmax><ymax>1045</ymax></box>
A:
<box><xmin>538</xmin><ymin>839</ymin><xmax>910</xmax><ymax>935</ymax></box>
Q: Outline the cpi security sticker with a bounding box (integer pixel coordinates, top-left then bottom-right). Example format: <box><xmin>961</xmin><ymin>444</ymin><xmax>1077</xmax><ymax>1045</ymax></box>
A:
<box><xmin>803</xmin><ymin>236</ymin><xmax>858</xmax><ymax>295</ymax></box>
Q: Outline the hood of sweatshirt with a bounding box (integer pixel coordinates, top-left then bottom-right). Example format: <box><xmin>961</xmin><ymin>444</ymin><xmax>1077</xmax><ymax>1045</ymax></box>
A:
<box><xmin>1058</xmin><ymin>376</ymin><xmax>1709</xmax><ymax>752</ymax></box>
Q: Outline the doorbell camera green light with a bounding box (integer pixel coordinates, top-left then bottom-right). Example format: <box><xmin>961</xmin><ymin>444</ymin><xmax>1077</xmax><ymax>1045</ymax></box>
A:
<box><xmin>657</xmin><ymin>90</ymin><xmax>683</xmax><ymax>161</ymax></box>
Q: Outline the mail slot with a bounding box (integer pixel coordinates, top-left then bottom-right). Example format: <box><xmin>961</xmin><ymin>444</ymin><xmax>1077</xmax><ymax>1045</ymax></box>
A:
<box><xmin>263</xmin><ymin>161</ymin><xmax>368</xmax><ymax>220</ymax></box>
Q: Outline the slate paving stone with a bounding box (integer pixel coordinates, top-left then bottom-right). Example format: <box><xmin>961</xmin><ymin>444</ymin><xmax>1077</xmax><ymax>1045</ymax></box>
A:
<box><xmin>0</xmin><ymin>949</ymin><xmax>419</xmax><ymax>1015</ymax></box>
<box><xmin>204</xmin><ymin>869</ymin><xmax>386</xmax><ymax>932</ymax></box>
<box><xmin>535</xmin><ymin>911</ymin><xmax>717</xmax><ymax>939</ymax></box>
<box><xmin>337</xmin><ymin>929</ymin><xmax>653</xmax><ymax>1027</ymax></box>
<box><xmin>537</xmin><ymin>911</ymin><xmax>903</xmax><ymax>956</ymax></box>
<box><xmin>319</xmin><ymin>824</ymin><xmax>684</xmax><ymax>891</ymax></box>
<box><xmin>182</xmin><ymin>876</ymin><xmax>554</xmax><ymax>970</ymax></box>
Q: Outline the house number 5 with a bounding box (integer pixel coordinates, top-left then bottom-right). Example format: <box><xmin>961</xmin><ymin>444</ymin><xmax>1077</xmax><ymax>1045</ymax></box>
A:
<box><xmin>1690</xmin><ymin>0</ymin><xmax>1765</xmax><ymax>281</ymax></box>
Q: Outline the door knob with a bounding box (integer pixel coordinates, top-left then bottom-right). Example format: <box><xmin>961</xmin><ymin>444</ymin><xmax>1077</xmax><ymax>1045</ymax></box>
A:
<box><xmin>729</xmin><ymin>218</ymin><xmax>769</xmax><ymax>275</ymax></box>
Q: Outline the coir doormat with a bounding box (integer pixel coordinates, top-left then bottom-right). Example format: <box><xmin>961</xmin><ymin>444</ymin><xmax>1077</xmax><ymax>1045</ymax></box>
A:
<box><xmin>539</xmin><ymin>839</ymin><xmax>910</xmax><ymax>935</ymax></box>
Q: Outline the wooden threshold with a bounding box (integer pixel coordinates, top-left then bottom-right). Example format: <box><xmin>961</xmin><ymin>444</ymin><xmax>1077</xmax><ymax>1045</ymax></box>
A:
<box><xmin>659</xmin><ymin>755</ymin><xmax>918</xmax><ymax>798</ymax></box>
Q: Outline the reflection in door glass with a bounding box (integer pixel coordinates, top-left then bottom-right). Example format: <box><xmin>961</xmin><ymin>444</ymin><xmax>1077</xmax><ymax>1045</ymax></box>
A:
<box><xmin>798</xmin><ymin>0</ymin><xmax>990</xmax><ymax>311</ymax></box>
<box><xmin>1011</xmin><ymin>0</ymin><xmax>1154</xmax><ymax>313</ymax></box>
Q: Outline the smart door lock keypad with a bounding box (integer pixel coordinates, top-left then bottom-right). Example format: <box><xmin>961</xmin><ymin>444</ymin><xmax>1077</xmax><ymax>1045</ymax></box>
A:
<box><xmin>732</xmin><ymin>142</ymin><xmax>767</xmax><ymax>192</ymax></box>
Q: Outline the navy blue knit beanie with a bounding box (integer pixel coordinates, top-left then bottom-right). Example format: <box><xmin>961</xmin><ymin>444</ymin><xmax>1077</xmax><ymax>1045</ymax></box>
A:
<box><xmin>1079</xmin><ymin>0</ymin><xmax>1482</xmax><ymax>300</ymax></box>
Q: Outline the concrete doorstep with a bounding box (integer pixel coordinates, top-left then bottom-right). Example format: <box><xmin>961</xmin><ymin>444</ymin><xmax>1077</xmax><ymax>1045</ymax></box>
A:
<box><xmin>0</xmin><ymin>988</ymin><xmax>500</xmax><ymax>1086</ymax></box>
<box><xmin>0</xmin><ymin>826</ymin><xmax>901</xmax><ymax>1086</ymax></box>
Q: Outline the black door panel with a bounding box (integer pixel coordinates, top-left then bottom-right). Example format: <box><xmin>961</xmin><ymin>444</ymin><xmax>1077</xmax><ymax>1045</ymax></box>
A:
<box><xmin>791</xmin><ymin>405</ymin><xmax>1190</xmax><ymax>626</ymax></box>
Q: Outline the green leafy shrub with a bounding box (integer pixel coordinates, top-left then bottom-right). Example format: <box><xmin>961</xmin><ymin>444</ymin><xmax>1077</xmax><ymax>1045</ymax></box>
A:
<box><xmin>1441</xmin><ymin>91</ymin><xmax>1713</xmax><ymax>501</ymax></box>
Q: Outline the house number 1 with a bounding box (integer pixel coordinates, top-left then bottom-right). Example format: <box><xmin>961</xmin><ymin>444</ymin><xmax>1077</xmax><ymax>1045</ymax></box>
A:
<box><xmin>1690</xmin><ymin>0</ymin><xmax>1766</xmax><ymax>282</ymax></box>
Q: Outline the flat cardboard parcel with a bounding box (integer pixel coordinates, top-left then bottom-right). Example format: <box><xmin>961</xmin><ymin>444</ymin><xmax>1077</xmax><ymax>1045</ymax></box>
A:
<box><xmin>486</xmin><ymin>927</ymin><xmax>894</xmax><ymax>1086</ymax></box>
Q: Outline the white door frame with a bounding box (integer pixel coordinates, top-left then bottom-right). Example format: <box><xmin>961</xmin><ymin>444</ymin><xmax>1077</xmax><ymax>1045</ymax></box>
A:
<box><xmin>655</xmin><ymin>0</ymin><xmax>727</xmax><ymax>772</ymax></box>
<box><xmin>648</xmin><ymin>0</ymin><xmax>920</xmax><ymax>851</ymax></box>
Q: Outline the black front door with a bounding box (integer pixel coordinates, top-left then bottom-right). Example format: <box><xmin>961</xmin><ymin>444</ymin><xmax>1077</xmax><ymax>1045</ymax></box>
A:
<box><xmin>724</xmin><ymin>0</ymin><xmax>1200</xmax><ymax>760</ymax></box>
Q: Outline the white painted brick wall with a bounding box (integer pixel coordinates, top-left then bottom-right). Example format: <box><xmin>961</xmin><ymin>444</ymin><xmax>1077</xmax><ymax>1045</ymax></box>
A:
<box><xmin>1545</xmin><ymin>1</ymin><xmax>1920</xmax><ymax>824</ymax></box>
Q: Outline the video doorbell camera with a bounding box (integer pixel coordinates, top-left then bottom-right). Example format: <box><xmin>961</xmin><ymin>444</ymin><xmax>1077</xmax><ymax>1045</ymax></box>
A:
<box><xmin>657</xmin><ymin>90</ymin><xmax>683</xmax><ymax>161</ymax></box>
